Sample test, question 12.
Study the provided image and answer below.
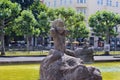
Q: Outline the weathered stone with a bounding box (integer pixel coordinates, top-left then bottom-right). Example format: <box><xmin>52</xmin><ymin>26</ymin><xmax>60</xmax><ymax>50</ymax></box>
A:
<box><xmin>65</xmin><ymin>49</ymin><xmax>76</xmax><ymax>57</ymax></box>
<box><xmin>40</xmin><ymin>50</ymin><xmax>102</xmax><ymax>80</ymax></box>
<box><xmin>40</xmin><ymin>49</ymin><xmax>63</xmax><ymax>80</ymax></box>
<box><xmin>50</xmin><ymin>19</ymin><xmax>68</xmax><ymax>53</ymax></box>
<box><xmin>75</xmin><ymin>46</ymin><xmax>94</xmax><ymax>63</ymax></box>
<box><xmin>40</xmin><ymin>19</ymin><xmax>102</xmax><ymax>80</ymax></box>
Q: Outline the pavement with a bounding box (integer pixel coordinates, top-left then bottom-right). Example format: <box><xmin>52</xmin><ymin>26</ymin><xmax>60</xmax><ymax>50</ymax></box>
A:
<box><xmin>0</xmin><ymin>56</ymin><xmax>45</xmax><ymax>64</ymax></box>
<box><xmin>0</xmin><ymin>55</ymin><xmax>120</xmax><ymax>64</ymax></box>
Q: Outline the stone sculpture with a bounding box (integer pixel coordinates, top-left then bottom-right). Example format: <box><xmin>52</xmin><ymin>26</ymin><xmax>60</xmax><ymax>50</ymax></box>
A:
<box><xmin>75</xmin><ymin>42</ymin><xmax>94</xmax><ymax>63</ymax></box>
<box><xmin>50</xmin><ymin>19</ymin><xmax>68</xmax><ymax>53</ymax></box>
<box><xmin>40</xmin><ymin>19</ymin><xmax>102</xmax><ymax>80</ymax></box>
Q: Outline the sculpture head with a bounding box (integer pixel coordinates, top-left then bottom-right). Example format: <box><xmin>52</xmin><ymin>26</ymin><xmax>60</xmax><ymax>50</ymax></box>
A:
<box><xmin>51</xmin><ymin>19</ymin><xmax>65</xmax><ymax>34</ymax></box>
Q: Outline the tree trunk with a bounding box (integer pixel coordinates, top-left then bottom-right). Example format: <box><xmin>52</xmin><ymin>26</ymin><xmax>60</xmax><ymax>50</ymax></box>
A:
<box><xmin>26</xmin><ymin>36</ymin><xmax>30</xmax><ymax>52</ymax></box>
<box><xmin>1</xmin><ymin>33</ymin><xmax>5</xmax><ymax>55</ymax></box>
<box><xmin>104</xmin><ymin>29</ymin><xmax>110</xmax><ymax>55</ymax></box>
<box><xmin>33</xmin><ymin>35</ymin><xmax>35</xmax><ymax>51</ymax></box>
<box><xmin>0</xmin><ymin>21</ymin><xmax>5</xmax><ymax>56</ymax></box>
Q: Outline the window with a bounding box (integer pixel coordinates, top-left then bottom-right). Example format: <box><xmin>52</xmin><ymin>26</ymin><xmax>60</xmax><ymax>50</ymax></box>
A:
<box><xmin>106</xmin><ymin>0</ymin><xmax>112</xmax><ymax>6</ymax></box>
<box><xmin>116</xmin><ymin>1</ymin><xmax>119</xmax><ymax>7</ymax></box>
<box><xmin>97</xmin><ymin>0</ymin><xmax>103</xmax><ymax>5</ymax></box>
<box><xmin>106</xmin><ymin>0</ymin><xmax>109</xmax><ymax>5</ymax></box>
<box><xmin>45</xmin><ymin>2</ymin><xmax>47</xmax><ymax>5</ymax></box>
<box><xmin>45</xmin><ymin>2</ymin><xmax>50</xmax><ymax>7</ymax></box>
<box><xmin>80</xmin><ymin>0</ymin><xmax>84</xmax><ymax>3</ymax></box>
<box><xmin>60</xmin><ymin>0</ymin><xmax>63</xmax><ymax>5</ymax></box>
<box><xmin>54</xmin><ymin>0</ymin><xmax>56</xmax><ymax>7</ymax></box>
<box><xmin>64</xmin><ymin>0</ymin><xmax>66</xmax><ymax>5</ymax></box>
<box><xmin>77</xmin><ymin>8</ymin><xmax>87</xmax><ymax>14</ymax></box>
<box><xmin>77</xmin><ymin>0</ymin><xmax>86</xmax><ymax>3</ymax></box>
<box><xmin>48</xmin><ymin>2</ymin><xmax>50</xmax><ymax>6</ymax></box>
<box><xmin>83</xmin><ymin>0</ymin><xmax>86</xmax><ymax>3</ymax></box>
<box><xmin>77</xmin><ymin>0</ymin><xmax>79</xmax><ymax>3</ymax></box>
<box><xmin>110</xmin><ymin>0</ymin><xmax>112</xmax><ymax>6</ymax></box>
<box><xmin>70</xmin><ymin>0</ymin><xmax>72</xmax><ymax>4</ymax></box>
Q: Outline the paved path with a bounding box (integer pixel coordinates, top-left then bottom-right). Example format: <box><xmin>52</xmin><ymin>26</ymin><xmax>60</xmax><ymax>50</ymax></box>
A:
<box><xmin>0</xmin><ymin>56</ymin><xmax>120</xmax><ymax>64</ymax></box>
<box><xmin>94</xmin><ymin>56</ymin><xmax>120</xmax><ymax>62</ymax></box>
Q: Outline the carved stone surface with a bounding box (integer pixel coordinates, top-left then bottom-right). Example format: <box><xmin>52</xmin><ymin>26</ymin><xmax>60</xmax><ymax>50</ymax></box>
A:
<box><xmin>50</xmin><ymin>19</ymin><xmax>68</xmax><ymax>53</ymax></box>
<box><xmin>40</xmin><ymin>19</ymin><xmax>102</xmax><ymax>80</ymax></box>
<box><xmin>40</xmin><ymin>49</ymin><xmax>102</xmax><ymax>80</ymax></box>
<box><xmin>75</xmin><ymin>46</ymin><xmax>94</xmax><ymax>63</ymax></box>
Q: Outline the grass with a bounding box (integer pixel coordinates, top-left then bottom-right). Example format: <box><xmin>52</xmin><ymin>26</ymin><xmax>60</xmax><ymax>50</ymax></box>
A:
<box><xmin>3</xmin><ymin>50</ymin><xmax>120</xmax><ymax>56</ymax></box>
<box><xmin>87</xmin><ymin>62</ymin><xmax>120</xmax><ymax>80</ymax></box>
<box><xmin>0</xmin><ymin>62</ymin><xmax>120</xmax><ymax>80</ymax></box>
<box><xmin>95</xmin><ymin>51</ymin><xmax>120</xmax><ymax>55</ymax></box>
<box><xmin>0</xmin><ymin>64</ymin><xmax>40</xmax><ymax>80</ymax></box>
<box><xmin>5</xmin><ymin>51</ymin><xmax>48</xmax><ymax>56</ymax></box>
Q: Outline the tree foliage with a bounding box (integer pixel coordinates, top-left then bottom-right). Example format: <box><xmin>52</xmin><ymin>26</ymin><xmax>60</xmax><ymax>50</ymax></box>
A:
<box><xmin>15</xmin><ymin>10</ymin><xmax>38</xmax><ymax>36</ymax></box>
<box><xmin>69</xmin><ymin>13</ymin><xmax>89</xmax><ymax>39</ymax></box>
<box><xmin>0</xmin><ymin>0</ymin><xmax>21</xmax><ymax>55</ymax></box>
<box><xmin>11</xmin><ymin>0</ymin><xmax>34</xmax><ymax>9</ymax></box>
<box><xmin>30</xmin><ymin>1</ymin><xmax>48</xmax><ymax>19</ymax></box>
<box><xmin>38</xmin><ymin>12</ymin><xmax>49</xmax><ymax>36</ymax></box>
<box><xmin>14</xmin><ymin>10</ymin><xmax>38</xmax><ymax>50</ymax></box>
<box><xmin>89</xmin><ymin>11</ymin><xmax>120</xmax><ymax>44</ymax></box>
<box><xmin>30</xmin><ymin>1</ymin><xmax>49</xmax><ymax>36</ymax></box>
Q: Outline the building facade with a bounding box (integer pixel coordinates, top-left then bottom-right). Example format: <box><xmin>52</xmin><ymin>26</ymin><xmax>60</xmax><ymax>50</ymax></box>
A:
<box><xmin>44</xmin><ymin>0</ymin><xmax>120</xmax><ymax>49</ymax></box>
<box><xmin>44</xmin><ymin>0</ymin><xmax>120</xmax><ymax>17</ymax></box>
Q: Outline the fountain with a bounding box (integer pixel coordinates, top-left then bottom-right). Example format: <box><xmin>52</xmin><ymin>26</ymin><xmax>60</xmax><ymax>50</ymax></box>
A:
<box><xmin>40</xmin><ymin>19</ymin><xmax>102</xmax><ymax>80</ymax></box>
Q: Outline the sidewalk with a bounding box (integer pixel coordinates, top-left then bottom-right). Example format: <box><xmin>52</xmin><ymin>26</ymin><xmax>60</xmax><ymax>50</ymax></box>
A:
<box><xmin>0</xmin><ymin>56</ymin><xmax>120</xmax><ymax>64</ymax></box>
<box><xmin>0</xmin><ymin>56</ymin><xmax>45</xmax><ymax>64</ymax></box>
<box><xmin>94</xmin><ymin>56</ymin><xmax>120</xmax><ymax>62</ymax></box>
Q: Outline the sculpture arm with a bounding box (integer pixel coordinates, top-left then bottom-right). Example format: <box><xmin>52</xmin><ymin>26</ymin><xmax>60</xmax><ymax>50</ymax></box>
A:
<box><xmin>64</xmin><ymin>30</ymin><xmax>69</xmax><ymax>36</ymax></box>
<box><xmin>50</xmin><ymin>28</ymin><xmax>56</xmax><ymax>37</ymax></box>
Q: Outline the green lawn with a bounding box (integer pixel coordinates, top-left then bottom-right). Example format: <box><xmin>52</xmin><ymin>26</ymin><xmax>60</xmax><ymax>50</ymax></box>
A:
<box><xmin>87</xmin><ymin>62</ymin><xmax>120</xmax><ymax>80</ymax></box>
<box><xmin>0</xmin><ymin>62</ymin><xmax>120</xmax><ymax>80</ymax></box>
<box><xmin>95</xmin><ymin>51</ymin><xmax>120</xmax><ymax>55</ymax></box>
<box><xmin>2</xmin><ymin>51</ymin><xmax>120</xmax><ymax>56</ymax></box>
<box><xmin>5</xmin><ymin>51</ymin><xmax>48</xmax><ymax>56</ymax></box>
<box><xmin>0</xmin><ymin>64</ymin><xmax>40</xmax><ymax>80</ymax></box>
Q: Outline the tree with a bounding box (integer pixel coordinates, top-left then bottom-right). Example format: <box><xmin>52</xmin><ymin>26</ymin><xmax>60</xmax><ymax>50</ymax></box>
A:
<box><xmin>30</xmin><ymin>1</ymin><xmax>48</xmax><ymax>19</ymax></box>
<box><xmin>89</xmin><ymin>11</ymin><xmax>120</xmax><ymax>54</ymax></box>
<box><xmin>11</xmin><ymin>0</ymin><xmax>34</xmax><ymax>10</ymax></box>
<box><xmin>68</xmin><ymin>13</ymin><xmax>89</xmax><ymax>39</ymax></box>
<box><xmin>30</xmin><ymin>0</ymin><xmax>49</xmax><ymax>36</ymax></box>
<box><xmin>37</xmin><ymin>12</ymin><xmax>49</xmax><ymax>36</ymax></box>
<box><xmin>0</xmin><ymin>0</ymin><xmax>21</xmax><ymax>55</ymax></box>
<box><xmin>47</xmin><ymin>8</ymin><xmax>57</xmax><ymax>21</ymax></box>
<box><xmin>30</xmin><ymin>1</ymin><xmax>49</xmax><ymax>46</ymax></box>
<box><xmin>14</xmin><ymin>10</ymin><xmax>38</xmax><ymax>51</ymax></box>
